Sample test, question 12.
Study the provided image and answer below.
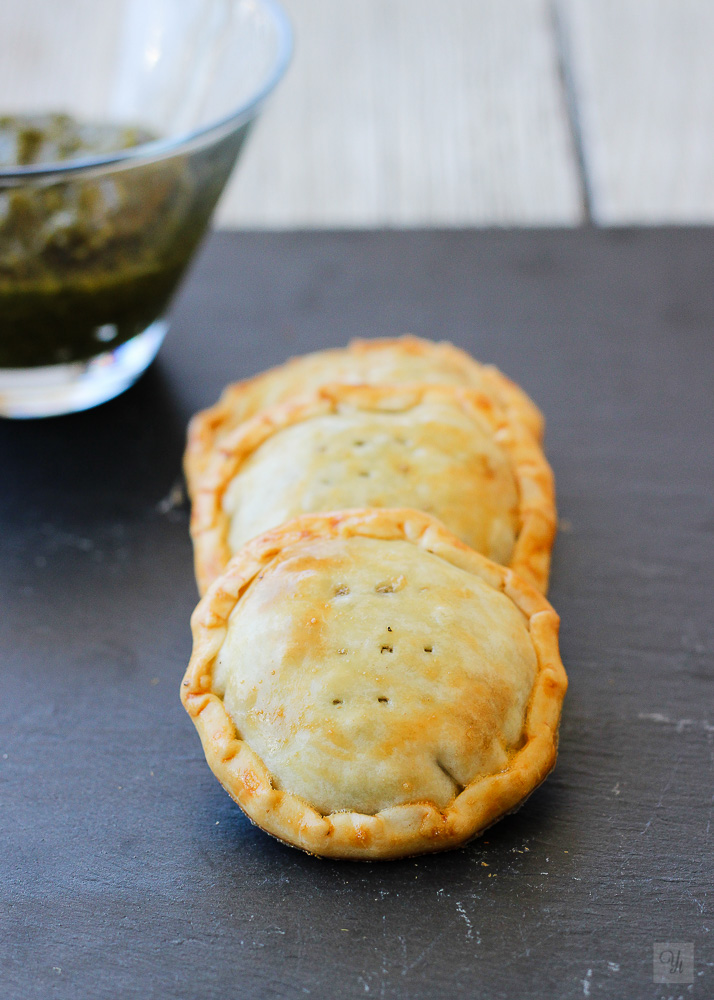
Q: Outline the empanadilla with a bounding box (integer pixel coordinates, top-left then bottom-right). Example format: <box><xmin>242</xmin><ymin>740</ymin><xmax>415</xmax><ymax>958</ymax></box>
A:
<box><xmin>184</xmin><ymin>336</ymin><xmax>544</xmax><ymax>496</ymax></box>
<box><xmin>181</xmin><ymin>509</ymin><xmax>567</xmax><ymax>860</ymax></box>
<box><xmin>190</xmin><ymin>383</ymin><xmax>555</xmax><ymax>595</ymax></box>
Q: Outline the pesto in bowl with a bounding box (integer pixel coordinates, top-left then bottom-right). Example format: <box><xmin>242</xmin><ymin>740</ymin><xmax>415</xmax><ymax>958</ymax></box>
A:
<box><xmin>0</xmin><ymin>113</ymin><xmax>245</xmax><ymax>368</ymax></box>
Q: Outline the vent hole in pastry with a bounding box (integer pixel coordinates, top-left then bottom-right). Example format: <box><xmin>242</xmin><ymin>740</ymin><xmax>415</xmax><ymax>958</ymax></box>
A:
<box><xmin>334</xmin><ymin>584</ymin><xmax>350</xmax><ymax>596</ymax></box>
<box><xmin>332</xmin><ymin>699</ymin><xmax>343</xmax><ymax>706</ymax></box>
<box><xmin>380</xmin><ymin>645</ymin><xmax>393</xmax><ymax>654</ymax></box>
<box><xmin>353</xmin><ymin>440</ymin><xmax>366</xmax><ymax>447</ymax></box>
<box><xmin>375</xmin><ymin>576</ymin><xmax>405</xmax><ymax>594</ymax></box>
<box><xmin>423</xmin><ymin>645</ymin><xmax>433</xmax><ymax>653</ymax></box>
<box><xmin>387</xmin><ymin>626</ymin><xmax>392</xmax><ymax>632</ymax></box>
<box><xmin>377</xmin><ymin>697</ymin><xmax>389</xmax><ymax>704</ymax></box>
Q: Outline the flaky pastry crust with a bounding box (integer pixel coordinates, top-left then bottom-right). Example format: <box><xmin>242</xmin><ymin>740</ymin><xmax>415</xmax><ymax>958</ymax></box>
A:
<box><xmin>181</xmin><ymin>509</ymin><xmax>567</xmax><ymax>861</ymax></box>
<box><xmin>184</xmin><ymin>336</ymin><xmax>545</xmax><ymax>497</ymax></box>
<box><xmin>190</xmin><ymin>383</ymin><xmax>556</xmax><ymax>596</ymax></box>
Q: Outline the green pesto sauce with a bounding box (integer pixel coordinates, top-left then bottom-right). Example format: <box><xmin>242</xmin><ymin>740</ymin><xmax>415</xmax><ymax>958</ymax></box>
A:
<box><xmin>0</xmin><ymin>113</ymin><xmax>243</xmax><ymax>368</ymax></box>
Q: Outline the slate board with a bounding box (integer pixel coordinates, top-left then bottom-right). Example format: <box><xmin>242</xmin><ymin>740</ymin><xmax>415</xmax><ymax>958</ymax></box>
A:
<box><xmin>1</xmin><ymin>229</ymin><xmax>712</xmax><ymax>1000</ymax></box>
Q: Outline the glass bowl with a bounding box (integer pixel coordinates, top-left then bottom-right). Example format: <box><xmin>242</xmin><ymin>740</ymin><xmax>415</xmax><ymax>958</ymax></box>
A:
<box><xmin>0</xmin><ymin>0</ymin><xmax>291</xmax><ymax>418</ymax></box>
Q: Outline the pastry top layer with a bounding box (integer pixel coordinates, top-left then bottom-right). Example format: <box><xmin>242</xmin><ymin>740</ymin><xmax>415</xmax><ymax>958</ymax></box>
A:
<box><xmin>184</xmin><ymin>336</ymin><xmax>545</xmax><ymax>496</ymax></box>
<box><xmin>182</xmin><ymin>509</ymin><xmax>567</xmax><ymax>860</ymax></box>
<box><xmin>190</xmin><ymin>383</ymin><xmax>555</xmax><ymax>595</ymax></box>
<box><xmin>214</xmin><ymin>534</ymin><xmax>537</xmax><ymax>815</ymax></box>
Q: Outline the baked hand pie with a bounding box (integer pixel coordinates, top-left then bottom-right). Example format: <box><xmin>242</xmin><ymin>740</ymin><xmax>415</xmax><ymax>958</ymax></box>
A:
<box><xmin>190</xmin><ymin>383</ymin><xmax>555</xmax><ymax>596</ymax></box>
<box><xmin>181</xmin><ymin>509</ymin><xmax>567</xmax><ymax>860</ymax></box>
<box><xmin>184</xmin><ymin>336</ymin><xmax>545</xmax><ymax>497</ymax></box>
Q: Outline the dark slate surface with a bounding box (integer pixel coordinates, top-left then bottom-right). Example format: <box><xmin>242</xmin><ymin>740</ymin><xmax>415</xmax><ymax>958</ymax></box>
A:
<box><xmin>1</xmin><ymin>229</ymin><xmax>713</xmax><ymax>1000</ymax></box>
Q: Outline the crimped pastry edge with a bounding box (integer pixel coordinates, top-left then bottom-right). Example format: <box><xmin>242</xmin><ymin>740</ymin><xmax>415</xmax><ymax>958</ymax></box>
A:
<box><xmin>184</xmin><ymin>336</ymin><xmax>545</xmax><ymax>498</ymax></box>
<box><xmin>181</xmin><ymin>508</ymin><xmax>567</xmax><ymax>861</ymax></box>
<box><xmin>189</xmin><ymin>382</ymin><xmax>556</xmax><ymax>596</ymax></box>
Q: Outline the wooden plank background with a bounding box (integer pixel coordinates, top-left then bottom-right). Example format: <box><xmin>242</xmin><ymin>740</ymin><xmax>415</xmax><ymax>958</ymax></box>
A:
<box><xmin>3</xmin><ymin>0</ymin><xmax>714</xmax><ymax>227</ymax></box>
<box><xmin>227</xmin><ymin>0</ymin><xmax>583</xmax><ymax>227</ymax></box>
<box><xmin>558</xmin><ymin>0</ymin><xmax>714</xmax><ymax>224</ymax></box>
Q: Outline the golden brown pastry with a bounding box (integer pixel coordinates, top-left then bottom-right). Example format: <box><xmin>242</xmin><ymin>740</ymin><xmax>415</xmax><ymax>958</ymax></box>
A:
<box><xmin>190</xmin><ymin>383</ymin><xmax>555</xmax><ymax>596</ymax></box>
<box><xmin>184</xmin><ymin>336</ymin><xmax>545</xmax><ymax>497</ymax></box>
<box><xmin>181</xmin><ymin>509</ymin><xmax>567</xmax><ymax>860</ymax></box>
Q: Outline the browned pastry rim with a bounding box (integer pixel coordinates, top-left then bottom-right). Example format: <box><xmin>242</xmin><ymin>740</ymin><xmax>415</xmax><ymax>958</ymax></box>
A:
<box><xmin>184</xmin><ymin>336</ymin><xmax>545</xmax><ymax>498</ymax></box>
<box><xmin>181</xmin><ymin>508</ymin><xmax>567</xmax><ymax>861</ymax></box>
<box><xmin>190</xmin><ymin>382</ymin><xmax>556</xmax><ymax>595</ymax></box>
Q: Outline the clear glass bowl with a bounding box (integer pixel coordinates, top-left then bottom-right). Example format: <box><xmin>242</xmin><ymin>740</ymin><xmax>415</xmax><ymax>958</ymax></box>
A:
<box><xmin>0</xmin><ymin>0</ymin><xmax>291</xmax><ymax>417</ymax></box>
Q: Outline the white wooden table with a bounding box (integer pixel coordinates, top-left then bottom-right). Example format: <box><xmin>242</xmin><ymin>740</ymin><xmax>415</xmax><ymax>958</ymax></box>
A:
<box><xmin>227</xmin><ymin>0</ymin><xmax>714</xmax><ymax>227</ymax></box>
<box><xmin>4</xmin><ymin>0</ymin><xmax>714</xmax><ymax>228</ymax></box>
